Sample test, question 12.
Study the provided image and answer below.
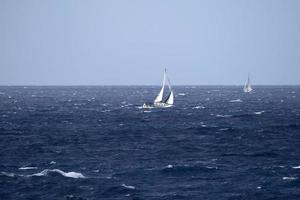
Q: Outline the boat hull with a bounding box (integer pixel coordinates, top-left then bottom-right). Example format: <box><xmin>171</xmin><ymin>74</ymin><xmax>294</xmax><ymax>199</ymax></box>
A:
<box><xmin>142</xmin><ymin>102</ymin><xmax>173</xmax><ymax>108</ymax></box>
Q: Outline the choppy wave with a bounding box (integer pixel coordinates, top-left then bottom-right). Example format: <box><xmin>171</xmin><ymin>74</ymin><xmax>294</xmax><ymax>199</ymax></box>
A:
<box><xmin>28</xmin><ymin>169</ymin><xmax>86</xmax><ymax>179</ymax></box>
<box><xmin>216</xmin><ymin>114</ymin><xmax>232</xmax><ymax>118</ymax></box>
<box><xmin>161</xmin><ymin>163</ymin><xmax>218</xmax><ymax>174</ymax></box>
<box><xmin>229</xmin><ymin>99</ymin><xmax>243</xmax><ymax>103</ymax></box>
<box><xmin>254</xmin><ymin>111</ymin><xmax>265</xmax><ymax>115</ymax></box>
<box><xmin>1</xmin><ymin>172</ymin><xmax>15</xmax><ymax>177</ymax></box>
<box><xmin>121</xmin><ymin>184</ymin><xmax>135</xmax><ymax>190</ymax></box>
<box><xmin>192</xmin><ymin>105</ymin><xmax>205</xmax><ymax>109</ymax></box>
<box><xmin>19</xmin><ymin>167</ymin><xmax>38</xmax><ymax>170</ymax></box>
<box><xmin>282</xmin><ymin>177</ymin><xmax>298</xmax><ymax>181</ymax></box>
<box><xmin>222</xmin><ymin>151</ymin><xmax>279</xmax><ymax>158</ymax></box>
<box><xmin>101</xmin><ymin>109</ymin><xmax>111</xmax><ymax>113</ymax></box>
<box><xmin>1</xmin><ymin>86</ymin><xmax>300</xmax><ymax>199</ymax></box>
<box><xmin>219</xmin><ymin>128</ymin><xmax>230</xmax><ymax>131</ymax></box>
<box><xmin>165</xmin><ymin>164</ymin><xmax>173</xmax><ymax>169</ymax></box>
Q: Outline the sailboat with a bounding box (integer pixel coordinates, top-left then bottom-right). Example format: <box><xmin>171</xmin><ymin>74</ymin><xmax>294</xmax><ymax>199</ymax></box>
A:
<box><xmin>243</xmin><ymin>74</ymin><xmax>253</xmax><ymax>93</ymax></box>
<box><xmin>143</xmin><ymin>68</ymin><xmax>174</xmax><ymax>108</ymax></box>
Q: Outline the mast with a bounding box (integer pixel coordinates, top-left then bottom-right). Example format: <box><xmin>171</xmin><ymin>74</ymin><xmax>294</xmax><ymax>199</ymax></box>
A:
<box><xmin>244</xmin><ymin>74</ymin><xmax>252</xmax><ymax>92</ymax></box>
<box><xmin>247</xmin><ymin>74</ymin><xmax>250</xmax><ymax>86</ymax></box>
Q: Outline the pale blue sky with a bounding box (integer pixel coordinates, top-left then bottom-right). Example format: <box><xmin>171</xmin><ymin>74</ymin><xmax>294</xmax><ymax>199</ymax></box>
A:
<box><xmin>1</xmin><ymin>0</ymin><xmax>300</xmax><ymax>85</ymax></box>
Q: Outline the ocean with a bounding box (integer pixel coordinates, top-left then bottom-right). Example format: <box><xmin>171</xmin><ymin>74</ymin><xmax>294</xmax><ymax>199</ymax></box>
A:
<box><xmin>0</xmin><ymin>86</ymin><xmax>300</xmax><ymax>200</ymax></box>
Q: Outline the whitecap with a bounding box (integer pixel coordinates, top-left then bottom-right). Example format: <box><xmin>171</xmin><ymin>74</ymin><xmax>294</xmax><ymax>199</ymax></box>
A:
<box><xmin>292</xmin><ymin>166</ymin><xmax>300</xmax><ymax>169</ymax></box>
<box><xmin>138</xmin><ymin>105</ymin><xmax>155</xmax><ymax>109</ymax></box>
<box><xmin>206</xmin><ymin>166</ymin><xmax>218</xmax><ymax>169</ymax></box>
<box><xmin>283</xmin><ymin>177</ymin><xmax>297</xmax><ymax>180</ymax></box>
<box><xmin>178</xmin><ymin>93</ymin><xmax>186</xmax><ymax>96</ymax></box>
<box><xmin>219</xmin><ymin>128</ymin><xmax>229</xmax><ymax>131</ymax></box>
<box><xmin>143</xmin><ymin>110</ymin><xmax>152</xmax><ymax>113</ymax></box>
<box><xmin>166</xmin><ymin>164</ymin><xmax>173</xmax><ymax>168</ymax></box>
<box><xmin>121</xmin><ymin>105</ymin><xmax>130</xmax><ymax>108</ymax></box>
<box><xmin>50</xmin><ymin>161</ymin><xmax>56</xmax><ymax>165</ymax></box>
<box><xmin>192</xmin><ymin>106</ymin><xmax>205</xmax><ymax>109</ymax></box>
<box><xmin>101</xmin><ymin>109</ymin><xmax>111</xmax><ymax>113</ymax></box>
<box><xmin>1</xmin><ymin>172</ymin><xmax>15</xmax><ymax>177</ymax></box>
<box><xmin>121</xmin><ymin>184</ymin><xmax>135</xmax><ymax>190</ymax></box>
<box><xmin>19</xmin><ymin>167</ymin><xmax>38</xmax><ymax>170</ymax></box>
<box><xmin>28</xmin><ymin>169</ymin><xmax>86</xmax><ymax>179</ymax></box>
<box><xmin>254</xmin><ymin>111</ymin><xmax>265</xmax><ymax>115</ymax></box>
<box><xmin>229</xmin><ymin>99</ymin><xmax>242</xmax><ymax>103</ymax></box>
<box><xmin>216</xmin><ymin>114</ymin><xmax>232</xmax><ymax>118</ymax></box>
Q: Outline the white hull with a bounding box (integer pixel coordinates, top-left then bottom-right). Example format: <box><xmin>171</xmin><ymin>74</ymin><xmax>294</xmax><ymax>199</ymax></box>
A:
<box><xmin>153</xmin><ymin>102</ymin><xmax>173</xmax><ymax>108</ymax></box>
<box><xmin>142</xmin><ymin>102</ymin><xmax>173</xmax><ymax>109</ymax></box>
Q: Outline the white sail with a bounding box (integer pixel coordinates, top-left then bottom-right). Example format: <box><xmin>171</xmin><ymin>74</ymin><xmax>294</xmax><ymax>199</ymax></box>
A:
<box><xmin>154</xmin><ymin>69</ymin><xmax>166</xmax><ymax>103</ymax></box>
<box><xmin>243</xmin><ymin>75</ymin><xmax>252</xmax><ymax>93</ymax></box>
<box><xmin>165</xmin><ymin>90</ymin><xmax>174</xmax><ymax>105</ymax></box>
<box><xmin>154</xmin><ymin>86</ymin><xmax>164</xmax><ymax>103</ymax></box>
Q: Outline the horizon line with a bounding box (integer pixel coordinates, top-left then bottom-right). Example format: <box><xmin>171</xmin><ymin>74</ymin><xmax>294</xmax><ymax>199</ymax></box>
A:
<box><xmin>0</xmin><ymin>84</ymin><xmax>300</xmax><ymax>87</ymax></box>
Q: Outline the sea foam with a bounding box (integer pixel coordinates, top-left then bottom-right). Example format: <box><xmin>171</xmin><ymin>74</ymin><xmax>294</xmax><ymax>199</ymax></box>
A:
<box><xmin>254</xmin><ymin>111</ymin><xmax>265</xmax><ymax>115</ymax></box>
<box><xmin>229</xmin><ymin>99</ymin><xmax>243</xmax><ymax>103</ymax></box>
<box><xmin>29</xmin><ymin>169</ymin><xmax>86</xmax><ymax>179</ymax></box>
<box><xmin>282</xmin><ymin>177</ymin><xmax>298</xmax><ymax>180</ymax></box>
<box><xmin>19</xmin><ymin>167</ymin><xmax>38</xmax><ymax>170</ymax></box>
<box><xmin>121</xmin><ymin>184</ymin><xmax>135</xmax><ymax>190</ymax></box>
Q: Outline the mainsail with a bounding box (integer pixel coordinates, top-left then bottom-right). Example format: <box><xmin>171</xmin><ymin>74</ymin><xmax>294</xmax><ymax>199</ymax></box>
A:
<box><xmin>154</xmin><ymin>69</ymin><xmax>166</xmax><ymax>103</ymax></box>
<box><xmin>243</xmin><ymin>74</ymin><xmax>252</xmax><ymax>93</ymax></box>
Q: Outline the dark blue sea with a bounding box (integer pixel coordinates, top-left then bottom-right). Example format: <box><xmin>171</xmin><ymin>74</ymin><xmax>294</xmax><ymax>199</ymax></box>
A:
<box><xmin>0</xmin><ymin>86</ymin><xmax>300</xmax><ymax>200</ymax></box>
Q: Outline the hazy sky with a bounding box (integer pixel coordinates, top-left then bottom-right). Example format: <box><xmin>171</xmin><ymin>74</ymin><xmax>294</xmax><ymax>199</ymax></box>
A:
<box><xmin>1</xmin><ymin>0</ymin><xmax>300</xmax><ymax>85</ymax></box>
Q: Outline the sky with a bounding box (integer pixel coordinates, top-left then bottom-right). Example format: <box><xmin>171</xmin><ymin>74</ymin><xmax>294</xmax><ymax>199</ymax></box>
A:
<box><xmin>1</xmin><ymin>0</ymin><xmax>300</xmax><ymax>85</ymax></box>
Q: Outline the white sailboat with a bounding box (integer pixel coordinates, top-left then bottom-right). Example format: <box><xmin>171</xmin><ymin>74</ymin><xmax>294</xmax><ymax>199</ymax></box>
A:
<box><xmin>243</xmin><ymin>74</ymin><xmax>253</xmax><ymax>93</ymax></box>
<box><xmin>143</xmin><ymin>68</ymin><xmax>174</xmax><ymax>108</ymax></box>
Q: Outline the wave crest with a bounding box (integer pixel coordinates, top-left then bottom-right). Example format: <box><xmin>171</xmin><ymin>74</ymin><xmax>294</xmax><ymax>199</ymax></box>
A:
<box><xmin>29</xmin><ymin>169</ymin><xmax>86</xmax><ymax>179</ymax></box>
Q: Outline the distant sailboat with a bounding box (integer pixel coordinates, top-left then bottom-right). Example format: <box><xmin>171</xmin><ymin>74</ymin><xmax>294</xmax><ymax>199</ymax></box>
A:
<box><xmin>143</xmin><ymin>68</ymin><xmax>174</xmax><ymax>108</ymax></box>
<box><xmin>243</xmin><ymin>74</ymin><xmax>253</xmax><ymax>93</ymax></box>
